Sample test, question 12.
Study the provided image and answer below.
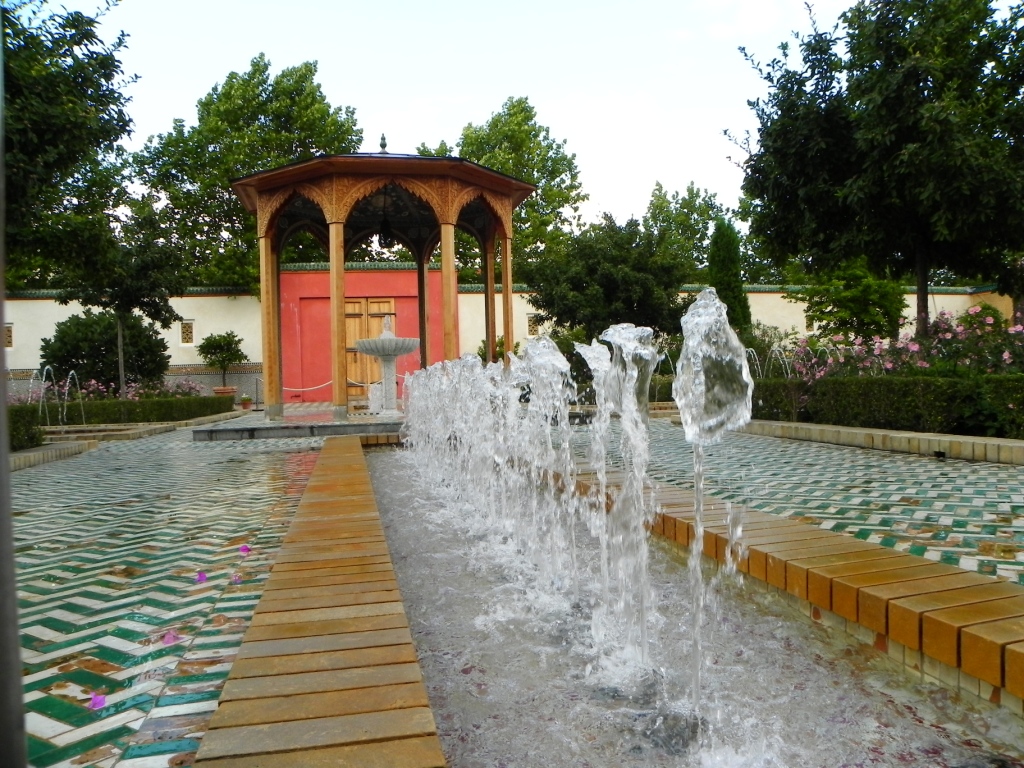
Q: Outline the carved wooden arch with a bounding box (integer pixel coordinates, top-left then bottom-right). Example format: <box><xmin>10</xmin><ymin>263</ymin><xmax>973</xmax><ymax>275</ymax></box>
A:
<box><xmin>256</xmin><ymin>185</ymin><xmax>331</xmax><ymax>240</ymax></box>
<box><xmin>455</xmin><ymin>189</ymin><xmax>513</xmax><ymax>243</ymax></box>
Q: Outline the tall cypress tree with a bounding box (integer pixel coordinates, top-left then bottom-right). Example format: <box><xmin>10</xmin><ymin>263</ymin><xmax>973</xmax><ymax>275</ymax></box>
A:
<box><xmin>707</xmin><ymin>217</ymin><xmax>752</xmax><ymax>332</ymax></box>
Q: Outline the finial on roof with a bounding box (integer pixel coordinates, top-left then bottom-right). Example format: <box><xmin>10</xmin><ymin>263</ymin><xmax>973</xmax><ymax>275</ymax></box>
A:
<box><xmin>379</xmin><ymin>134</ymin><xmax>388</xmax><ymax>153</ymax></box>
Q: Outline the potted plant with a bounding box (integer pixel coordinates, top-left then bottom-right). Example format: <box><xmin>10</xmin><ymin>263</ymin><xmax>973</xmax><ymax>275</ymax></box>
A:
<box><xmin>196</xmin><ymin>331</ymin><xmax>248</xmax><ymax>398</ymax></box>
<box><xmin>239</xmin><ymin>394</ymin><xmax>252</xmax><ymax>410</ymax></box>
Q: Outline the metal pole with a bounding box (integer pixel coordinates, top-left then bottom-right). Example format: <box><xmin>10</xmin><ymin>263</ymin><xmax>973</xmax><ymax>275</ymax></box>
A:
<box><xmin>0</xmin><ymin>23</ymin><xmax>29</xmax><ymax>764</ymax></box>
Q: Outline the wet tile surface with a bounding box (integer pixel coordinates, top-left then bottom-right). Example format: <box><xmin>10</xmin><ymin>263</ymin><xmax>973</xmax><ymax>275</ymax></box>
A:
<box><xmin>645</xmin><ymin>421</ymin><xmax>1024</xmax><ymax>583</ymax></box>
<box><xmin>13</xmin><ymin>423</ymin><xmax>323</xmax><ymax>767</ymax></box>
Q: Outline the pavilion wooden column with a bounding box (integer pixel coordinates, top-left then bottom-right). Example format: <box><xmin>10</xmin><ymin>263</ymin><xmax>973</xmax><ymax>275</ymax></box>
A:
<box><xmin>417</xmin><ymin>253</ymin><xmax>430</xmax><ymax>368</ymax></box>
<box><xmin>328</xmin><ymin>220</ymin><xmax>348</xmax><ymax>420</ymax></box>
<box><xmin>501</xmin><ymin>235</ymin><xmax>515</xmax><ymax>363</ymax></box>
<box><xmin>440</xmin><ymin>221</ymin><xmax>459</xmax><ymax>360</ymax></box>
<box><xmin>483</xmin><ymin>233</ymin><xmax>497</xmax><ymax>362</ymax></box>
<box><xmin>259</xmin><ymin>235</ymin><xmax>283</xmax><ymax>419</ymax></box>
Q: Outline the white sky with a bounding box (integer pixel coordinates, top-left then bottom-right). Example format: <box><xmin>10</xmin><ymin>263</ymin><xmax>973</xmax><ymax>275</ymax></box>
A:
<box><xmin>72</xmin><ymin>0</ymin><xmax>854</xmax><ymax>224</ymax></box>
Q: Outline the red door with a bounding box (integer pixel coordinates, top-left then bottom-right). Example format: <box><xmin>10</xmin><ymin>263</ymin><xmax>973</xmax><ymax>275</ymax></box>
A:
<box><xmin>299</xmin><ymin>297</ymin><xmax>332</xmax><ymax>402</ymax></box>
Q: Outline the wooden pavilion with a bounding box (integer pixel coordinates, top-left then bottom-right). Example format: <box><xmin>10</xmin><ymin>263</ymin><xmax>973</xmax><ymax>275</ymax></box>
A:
<box><xmin>231</xmin><ymin>149</ymin><xmax>535</xmax><ymax>419</ymax></box>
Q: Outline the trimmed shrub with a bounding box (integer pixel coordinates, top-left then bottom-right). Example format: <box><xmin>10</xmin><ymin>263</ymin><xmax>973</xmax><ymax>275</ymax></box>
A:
<box><xmin>751</xmin><ymin>379</ymin><xmax>807</xmax><ymax>422</ymax></box>
<box><xmin>40</xmin><ymin>309</ymin><xmax>170</xmax><ymax>389</ymax></box>
<box><xmin>8</xmin><ymin>405</ymin><xmax>44</xmax><ymax>451</ymax></box>
<box><xmin>66</xmin><ymin>395</ymin><xmax>235</xmax><ymax>424</ymax></box>
<box><xmin>751</xmin><ymin>374</ymin><xmax>1024</xmax><ymax>438</ymax></box>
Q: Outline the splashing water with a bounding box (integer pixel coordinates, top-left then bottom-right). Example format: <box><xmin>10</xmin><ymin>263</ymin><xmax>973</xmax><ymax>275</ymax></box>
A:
<box><xmin>593</xmin><ymin>324</ymin><xmax>663</xmax><ymax>664</ymax></box>
<box><xmin>672</xmin><ymin>288</ymin><xmax>754</xmax><ymax>713</ymax></box>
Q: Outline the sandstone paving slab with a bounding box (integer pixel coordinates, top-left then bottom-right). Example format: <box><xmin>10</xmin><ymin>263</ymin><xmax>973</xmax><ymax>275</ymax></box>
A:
<box><xmin>858</xmin><ymin>571</ymin><xmax>997</xmax><ymax>634</ymax></box>
<box><xmin>229</xmin><ymin>643</ymin><xmax>418</xmax><ymax>678</ymax></box>
<box><xmin>236</xmin><ymin>627</ymin><xmax>414</xmax><ymax>660</ymax></box>
<box><xmin>922</xmin><ymin>596</ymin><xmax>1024</xmax><ymax>668</ymax></box>
<box><xmin>209</xmin><ymin>682</ymin><xmax>432</xmax><ymax>729</ymax></box>
<box><xmin>832</xmin><ymin>563</ymin><xmax>961</xmax><ymax>621</ymax></box>
<box><xmin>197</xmin><ymin>707</ymin><xmax>438</xmax><ymax>759</ymax></box>
<box><xmin>262</xmin><ymin>567</ymin><xmax>396</xmax><ymax>591</ymax></box>
<box><xmin>889</xmin><ymin>581</ymin><xmax>1024</xmax><ymax>650</ymax></box>
<box><xmin>194</xmin><ymin>734</ymin><xmax>446</xmax><ymax>768</ymax></box>
<box><xmin>961</xmin><ymin>615</ymin><xmax>1024</xmax><ymax>687</ymax></box>
<box><xmin>240</xmin><ymin>612</ymin><xmax>410</xmax><ymax>643</ymax></box>
<box><xmin>258</xmin><ymin>578</ymin><xmax>400</xmax><ymax>601</ymax></box>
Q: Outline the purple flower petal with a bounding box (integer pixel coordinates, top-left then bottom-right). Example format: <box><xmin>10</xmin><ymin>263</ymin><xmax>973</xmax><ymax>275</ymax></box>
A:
<box><xmin>195</xmin><ymin>571</ymin><xmax>207</xmax><ymax>583</ymax></box>
<box><xmin>239</xmin><ymin>545</ymin><xmax>251</xmax><ymax>556</ymax></box>
<box><xmin>88</xmin><ymin>692</ymin><xmax>106</xmax><ymax>709</ymax></box>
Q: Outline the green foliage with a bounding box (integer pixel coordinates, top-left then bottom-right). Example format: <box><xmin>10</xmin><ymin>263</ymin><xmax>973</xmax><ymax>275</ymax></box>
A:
<box><xmin>739</xmin><ymin>322</ymin><xmax>794</xmax><ymax>376</ymax></box>
<box><xmin>4</xmin><ymin>1</ymin><xmax>133</xmax><ymax>289</ymax></box>
<box><xmin>642</xmin><ymin>182</ymin><xmax>722</xmax><ymax>281</ymax></box>
<box><xmin>423</xmin><ymin>97</ymin><xmax>587</xmax><ymax>271</ymax></box>
<box><xmin>476</xmin><ymin>335</ymin><xmax>519</xmax><ymax>364</ymax></box>
<box><xmin>751</xmin><ymin>375</ymin><xmax>1024</xmax><ymax>439</ymax></box>
<box><xmin>648</xmin><ymin>374</ymin><xmax>676</xmax><ymax>403</ymax></box>
<box><xmin>40</xmin><ymin>310</ymin><xmax>170</xmax><ymax>389</ymax></box>
<box><xmin>58</xmin><ymin>194</ymin><xmax>187</xmax><ymax>326</ymax></box>
<box><xmin>786</xmin><ymin>258</ymin><xmax>907</xmax><ymax>339</ymax></box>
<box><xmin>135</xmin><ymin>54</ymin><xmax>362</xmax><ymax>290</ymax></box>
<box><xmin>196</xmin><ymin>332</ymin><xmax>248</xmax><ymax>386</ymax></box>
<box><xmin>525</xmin><ymin>215</ymin><xmax>691</xmax><ymax>341</ymax></box>
<box><xmin>8</xmin><ymin>405</ymin><xmax>44</xmax><ymax>451</ymax></box>
<box><xmin>707</xmin><ymin>218</ymin><xmax>752</xmax><ymax>332</ymax></box>
<box><xmin>750</xmin><ymin>379</ymin><xmax>807</xmax><ymax>422</ymax></box>
<box><xmin>64</xmin><ymin>395</ymin><xmax>234</xmax><ymax>425</ymax></box>
<box><xmin>742</xmin><ymin>0</ymin><xmax>1024</xmax><ymax>328</ymax></box>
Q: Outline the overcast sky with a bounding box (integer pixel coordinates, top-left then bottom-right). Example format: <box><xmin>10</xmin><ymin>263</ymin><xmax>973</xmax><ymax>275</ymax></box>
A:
<box><xmin>70</xmin><ymin>0</ymin><xmax>855</xmax><ymax>223</ymax></box>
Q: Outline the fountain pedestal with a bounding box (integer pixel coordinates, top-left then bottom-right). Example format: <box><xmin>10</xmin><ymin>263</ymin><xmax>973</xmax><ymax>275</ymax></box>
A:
<box><xmin>355</xmin><ymin>318</ymin><xmax>419</xmax><ymax>416</ymax></box>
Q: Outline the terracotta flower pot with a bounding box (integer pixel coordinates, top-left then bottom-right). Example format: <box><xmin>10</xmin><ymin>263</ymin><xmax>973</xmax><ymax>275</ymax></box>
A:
<box><xmin>212</xmin><ymin>386</ymin><xmax>238</xmax><ymax>398</ymax></box>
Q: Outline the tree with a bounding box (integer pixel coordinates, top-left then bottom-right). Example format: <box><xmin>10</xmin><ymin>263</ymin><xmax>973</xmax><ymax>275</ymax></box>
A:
<box><xmin>707</xmin><ymin>218</ymin><xmax>752</xmax><ymax>332</ymax></box>
<box><xmin>525</xmin><ymin>215</ymin><xmax>689</xmax><ymax>341</ymax></box>
<box><xmin>742</xmin><ymin>0</ymin><xmax>1024</xmax><ymax>333</ymax></box>
<box><xmin>786</xmin><ymin>257</ymin><xmax>907</xmax><ymax>339</ymax></box>
<box><xmin>57</xmin><ymin>194</ymin><xmax>189</xmax><ymax>397</ymax></box>
<box><xmin>40</xmin><ymin>309</ymin><xmax>170</xmax><ymax>387</ymax></box>
<box><xmin>642</xmin><ymin>182</ymin><xmax>722</xmax><ymax>281</ymax></box>
<box><xmin>4</xmin><ymin>1</ymin><xmax>133</xmax><ymax>288</ymax></box>
<box><xmin>420</xmin><ymin>96</ymin><xmax>587</xmax><ymax>279</ymax></box>
<box><xmin>196</xmin><ymin>332</ymin><xmax>248</xmax><ymax>387</ymax></box>
<box><xmin>135</xmin><ymin>54</ymin><xmax>362</xmax><ymax>290</ymax></box>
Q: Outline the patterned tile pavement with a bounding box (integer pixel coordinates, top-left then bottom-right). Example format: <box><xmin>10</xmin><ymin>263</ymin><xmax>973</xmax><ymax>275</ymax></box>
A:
<box><xmin>645</xmin><ymin>420</ymin><xmax>1024</xmax><ymax>584</ymax></box>
<box><xmin>13</xmin><ymin>411</ymin><xmax>1024</xmax><ymax>766</ymax></box>
<box><xmin>12</xmin><ymin>420</ymin><xmax>323</xmax><ymax>767</ymax></box>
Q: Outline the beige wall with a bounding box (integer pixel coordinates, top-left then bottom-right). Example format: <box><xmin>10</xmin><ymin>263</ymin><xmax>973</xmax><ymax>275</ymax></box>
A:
<box><xmin>747</xmin><ymin>288</ymin><xmax>1014</xmax><ymax>336</ymax></box>
<box><xmin>5</xmin><ymin>287</ymin><xmax>1016</xmax><ymax>372</ymax></box>
<box><xmin>5</xmin><ymin>294</ymin><xmax>263</xmax><ymax>372</ymax></box>
<box><xmin>456</xmin><ymin>292</ymin><xmax>540</xmax><ymax>356</ymax></box>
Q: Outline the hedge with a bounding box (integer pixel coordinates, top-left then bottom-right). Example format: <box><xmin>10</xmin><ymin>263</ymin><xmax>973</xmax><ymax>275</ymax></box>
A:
<box><xmin>751</xmin><ymin>375</ymin><xmax>1024</xmax><ymax>439</ymax></box>
<box><xmin>34</xmin><ymin>395</ymin><xmax>235</xmax><ymax>428</ymax></box>
<box><xmin>8</xmin><ymin>405</ymin><xmax>44</xmax><ymax>452</ymax></box>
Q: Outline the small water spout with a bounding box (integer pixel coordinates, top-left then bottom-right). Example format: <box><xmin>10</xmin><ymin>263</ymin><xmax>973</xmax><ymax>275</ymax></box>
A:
<box><xmin>671</xmin><ymin>288</ymin><xmax>753</xmax><ymax>713</ymax></box>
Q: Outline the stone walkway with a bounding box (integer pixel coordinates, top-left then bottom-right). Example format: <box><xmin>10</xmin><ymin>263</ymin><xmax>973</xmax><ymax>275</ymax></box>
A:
<box><xmin>13</xmin><ymin>414</ymin><xmax>1024</xmax><ymax>766</ymax></box>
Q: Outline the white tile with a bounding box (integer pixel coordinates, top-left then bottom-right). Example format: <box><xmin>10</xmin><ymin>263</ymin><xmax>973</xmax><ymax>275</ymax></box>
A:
<box><xmin>50</xmin><ymin>708</ymin><xmax>146</xmax><ymax>747</ymax></box>
<box><xmin>24</xmin><ymin>711</ymin><xmax>73</xmax><ymax>739</ymax></box>
<box><xmin>93</xmin><ymin>635</ymin><xmax>143</xmax><ymax>653</ymax></box>
<box><xmin>148</xmin><ymin>699</ymin><xmax>218</xmax><ymax>718</ymax></box>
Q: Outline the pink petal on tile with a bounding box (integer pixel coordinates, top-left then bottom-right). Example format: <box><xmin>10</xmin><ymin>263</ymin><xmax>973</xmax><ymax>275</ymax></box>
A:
<box><xmin>88</xmin><ymin>692</ymin><xmax>106</xmax><ymax>709</ymax></box>
<box><xmin>231</xmin><ymin>573</ymin><xmax>242</xmax><ymax>584</ymax></box>
<box><xmin>239</xmin><ymin>545</ymin><xmax>251</xmax><ymax>556</ymax></box>
<box><xmin>195</xmin><ymin>571</ymin><xmax>207</xmax><ymax>583</ymax></box>
<box><xmin>162</xmin><ymin>630</ymin><xmax>180</xmax><ymax>645</ymax></box>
